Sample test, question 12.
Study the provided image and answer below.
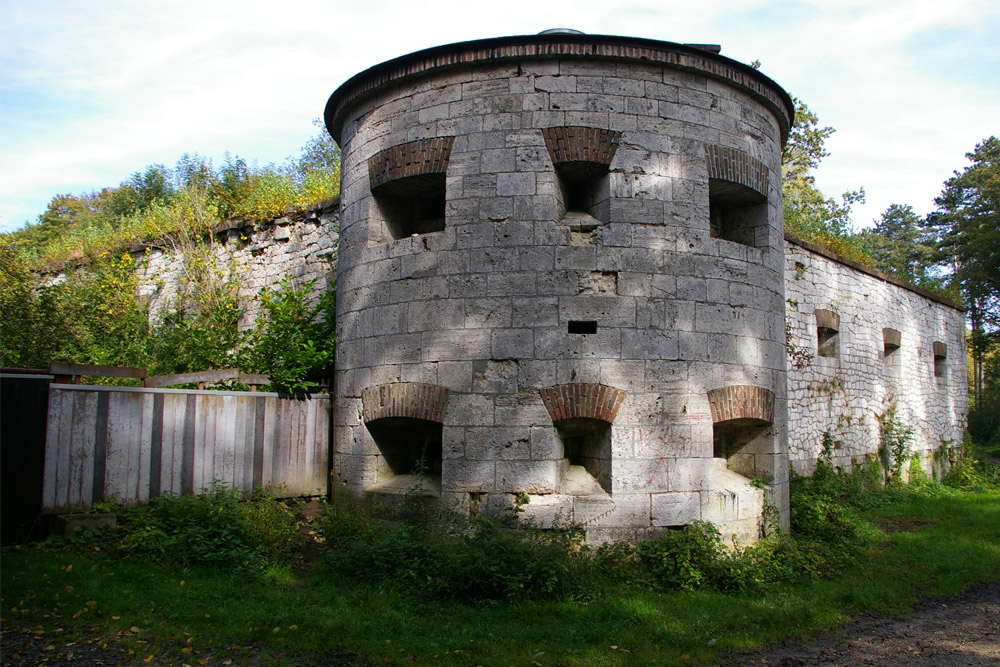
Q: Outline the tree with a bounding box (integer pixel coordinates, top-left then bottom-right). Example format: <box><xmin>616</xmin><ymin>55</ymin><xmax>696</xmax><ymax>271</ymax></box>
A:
<box><xmin>858</xmin><ymin>204</ymin><xmax>941</xmax><ymax>288</ymax></box>
<box><xmin>0</xmin><ymin>246</ymin><xmax>62</xmax><ymax>366</ymax></box>
<box><xmin>297</xmin><ymin>118</ymin><xmax>341</xmax><ymax>175</ymax></box>
<box><xmin>174</xmin><ymin>153</ymin><xmax>217</xmax><ymax>190</ymax></box>
<box><xmin>10</xmin><ymin>193</ymin><xmax>102</xmax><ymax>251</ymax></box>
<box><xmin>928</xmin><ymin>137</ymin><xmax>1000</xmax><ymax>413</ymax></box>
<box><xmin>104</xmin><ymin>164</ymin><xmax>176</xmax><ymax>221</ymax></box>
<box><xmin>781</xmin><ymin>98</ymin><xmax>867</xmax><ymax>262</ymax></box>
<box><xmin>290</xmin><ymin>119</ymin><xmax>342</xmax><ymax>205</ymax></box>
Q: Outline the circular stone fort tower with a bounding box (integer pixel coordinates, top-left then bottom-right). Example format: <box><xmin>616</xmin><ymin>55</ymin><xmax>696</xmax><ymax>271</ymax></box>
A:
<box><xmin>325</xmin><ymin>32</ymin><xmax>794</xmax><ymax>542</ymax></box>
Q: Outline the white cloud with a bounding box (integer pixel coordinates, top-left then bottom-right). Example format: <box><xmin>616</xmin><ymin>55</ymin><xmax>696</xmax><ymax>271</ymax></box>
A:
<box><xmin>1</xmin><ymin>0</ymin><xmax>998</xmax><ymax>231</ymax></box>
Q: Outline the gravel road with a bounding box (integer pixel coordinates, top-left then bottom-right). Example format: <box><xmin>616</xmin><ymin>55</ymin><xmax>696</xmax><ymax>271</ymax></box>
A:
<box><xmin>724</xmin><ymin>582</ymin><xmax>1000</xmax><ymax>666</ymax></box>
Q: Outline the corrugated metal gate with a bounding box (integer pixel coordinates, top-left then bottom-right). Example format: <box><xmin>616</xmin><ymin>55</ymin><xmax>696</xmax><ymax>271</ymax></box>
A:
<box><xmin>1</xmin><ymin>371</ymin><xmax>52</xmax><ymax>545</ymax></box>
<box><xmin>42</xmin><ymin>384</ymin><xmax>330</xmax><ymax>513</ymax></box>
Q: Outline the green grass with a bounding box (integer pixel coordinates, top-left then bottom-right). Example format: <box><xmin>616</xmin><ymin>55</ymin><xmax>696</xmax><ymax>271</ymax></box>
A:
<box><xmin>3</xmin><ymin>485</ymin><xmax>999</xmax><ymax>665</ymax></box>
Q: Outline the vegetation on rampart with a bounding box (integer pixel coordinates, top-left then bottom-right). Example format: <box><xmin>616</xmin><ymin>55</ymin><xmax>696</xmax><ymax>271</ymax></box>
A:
<box><xmin>3</xmin><ymin>120</ymin><xmax>340</xmax><ymax>267</ymax></box>
<box><xmin>0</xmin><ymin>122</ymin><xmax>340</xmax><ymax>394</ymax></box>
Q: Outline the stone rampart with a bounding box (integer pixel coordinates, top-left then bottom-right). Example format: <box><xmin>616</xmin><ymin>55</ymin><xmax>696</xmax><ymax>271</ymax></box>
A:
<box><xmin>784</xmin><ymin>237</ymin><xmax>967</xmax><ymax>476</ymax></box>
<box><xmin>50</xmin><ymin>204</ymin><xmax>340</xmax><ymax>329</ymax></box>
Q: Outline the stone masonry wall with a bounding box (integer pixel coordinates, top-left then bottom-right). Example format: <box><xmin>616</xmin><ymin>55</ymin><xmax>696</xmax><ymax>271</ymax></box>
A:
<box><xmin>117</xmin><ymin>204</ymin><xmax>339</xmax><ymax>330</ymax></box>
<box><xmin>784</xmin><ymin>237</ymin><xmax>967</xmax><ymax>476</ymax></box>
<box><xmin>327</xmin><ymin>35</ymin><xmax>795</xmax><ymax>543</ymax></box>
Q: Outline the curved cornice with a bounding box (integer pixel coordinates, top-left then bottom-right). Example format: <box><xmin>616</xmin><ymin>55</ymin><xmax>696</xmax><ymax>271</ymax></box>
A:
<box><xmin>325</xmin><ymin>34</ymin><xmax>794</xmax><ymax>145</ymax></box>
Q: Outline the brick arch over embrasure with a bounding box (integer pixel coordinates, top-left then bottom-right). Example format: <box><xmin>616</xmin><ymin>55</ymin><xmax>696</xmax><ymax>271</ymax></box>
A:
<box><xmin>367</xmin><ymin>137</ymin><xmax>455</xmax><ymax>191</ymax></box>
<box><xmin>361</xmin><ymin>382</ymin><xmax>449</xmax><ymax>424</ymax></box>
<box><xmin>704</xmin><ymin>145</ymin><xmax>769</xmax><ymax>196</ymax></box>
<box><xmin>539</xmin><ymin>383</ymin><xmax>627</xmax><ymax>424</ymax></box>
<box><xmin>707</xmin><ymin>385</ymin><xmax>774</xmax><ymax>424</ymax></box>
<box><xmin>541</xmin><ymin>127</ymin><xmax>622</xmax><ymax>167</ymax></box>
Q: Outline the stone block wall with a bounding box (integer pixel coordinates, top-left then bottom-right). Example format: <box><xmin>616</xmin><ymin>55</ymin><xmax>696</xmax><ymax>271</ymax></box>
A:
<box><xmin>784</xmin><ymin>237</ymin><xmax>967</xmax><ymax>476</ymax></box>
<box><xmin>119</xmin><ymin>204</ymin><xmax>339</xmax><ymax>329</ymax></box>
<box><xmin>326</xmin><ymin>34</ymin><xmax>796</xmax><ymax>542</ymax></box>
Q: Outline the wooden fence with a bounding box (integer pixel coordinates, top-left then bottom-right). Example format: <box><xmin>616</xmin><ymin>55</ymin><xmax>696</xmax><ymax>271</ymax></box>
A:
<box><xmin>43</xmin><ymin>383</ymin><xmax>330</xmax><ymax>513</ymax></box>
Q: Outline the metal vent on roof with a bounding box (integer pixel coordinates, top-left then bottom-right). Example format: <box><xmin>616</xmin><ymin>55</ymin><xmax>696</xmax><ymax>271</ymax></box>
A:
<box><xmin>538</xmin><ymin>28</ymin><xmax>585</xmax><ymax>35</ymax></box>
<box><xmin>685</xmin><ymin>43</ymin><xmax>722</xmax><ymax>54</ymax></box>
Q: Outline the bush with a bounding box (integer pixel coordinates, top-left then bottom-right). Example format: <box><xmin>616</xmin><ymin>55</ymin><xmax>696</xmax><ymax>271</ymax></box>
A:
<box><xmin>635</xmin><ymin>522</ymin><xmax>724</xmax><ymax>591</ymax></box>
<box><xmin>318</xmin><ymin>462</ymin><xmax>896</xmax><ymax>605</ymax></box>
<box><xmin>241</xmin><ymin>276</ymin><xmax>336</xmax><ymax>396</ymax></box>
<box><xmin>714</xmin><ymin>537</ymin><xmax>827</xmax><ymax>594</ymax></box>
<box><xmin>945</xmin><ymin>436</ymin><xmax>1000</xmax><ymax>490</ymax></box>
<box><xmin>318</xmin><ymin>501</ymin><xmax>588</xmax><ymax>603</ymax></box>
<box><xmin>67</xmin><ymin>486</ymin><xmax>299</xmax><ymax>573</ymax></box>
<box><xmin>788</xmin><ymin>453</ymin><xmax>888</xmax><ymax>573</ymax></box>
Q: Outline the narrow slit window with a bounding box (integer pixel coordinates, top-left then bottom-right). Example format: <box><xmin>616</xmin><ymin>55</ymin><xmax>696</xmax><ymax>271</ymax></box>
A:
<box><xmin>568</xmin><ymin>320</ymin><xmax>598</xmax><ymax>335</ymax></box>
<box><xmin>883</xmin><ymin>328</ymin><xmax>901</xmax><ymax>370</ymax></box>
<box><xmin>815</xmin><ymin>309</ymin><xmax>840</xmax><ymax>359</ymax></box>
<box><xmin>933</xmin><ymin>342</ymin><xmax>947</xmax><ymax>378</ymax></box>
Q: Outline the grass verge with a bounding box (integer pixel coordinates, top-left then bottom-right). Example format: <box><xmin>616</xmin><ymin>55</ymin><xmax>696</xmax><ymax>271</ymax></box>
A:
<box><xmin>2</xmin><ymin>484</ymin><xmax>998</xmax><ymax>665</ymax></box>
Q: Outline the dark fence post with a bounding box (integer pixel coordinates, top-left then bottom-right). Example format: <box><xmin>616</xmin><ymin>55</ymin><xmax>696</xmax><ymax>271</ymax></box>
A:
<box><xmin>1</xmin><ymin>369</ymin><xmax>53</xmax><ymax>544</ymax></box>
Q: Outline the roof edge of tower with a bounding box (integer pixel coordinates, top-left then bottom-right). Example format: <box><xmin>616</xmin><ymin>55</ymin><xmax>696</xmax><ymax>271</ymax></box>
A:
<box><xmin>324</xmin><ymin>33</ymin><xmax>793</xmax><ymax>146</ymax></box>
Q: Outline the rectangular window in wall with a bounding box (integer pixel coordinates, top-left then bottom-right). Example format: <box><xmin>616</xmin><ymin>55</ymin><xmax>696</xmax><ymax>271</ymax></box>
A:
<box><xmin>368</xmin><ymin>137</ymin><xmax>454</xmax><ymax>243</ymax></box>
<box><xmin>883</xmin><ymin>327</ymin><xmax>901</xmax><ymax>372</ymax></box>
<box><xmin>933</xmin><ymin>341</ymin><xmax>947</xmax><ymax>378</ymax></box>
<box><xmin>815</xmin><ymin>309</ymin><xmax>840</xmax><ymax>359</ymax></box>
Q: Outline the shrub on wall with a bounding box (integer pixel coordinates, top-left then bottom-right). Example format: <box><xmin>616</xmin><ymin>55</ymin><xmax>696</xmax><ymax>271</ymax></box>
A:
<box><xmin>0</xmin><ymin>248</ymin><xmax>151</xmax><ymax>372</ymax></box>
<box><xmin>3</xmin><ymin>122</ymin><xmax>341</xmax><ymax>267</ymax></box>
<box><xmin>241</xmin><ymin>277</ymin><xmax>336</xmax><ymax>396</ymax></box>
<box><xmin>0</xmin><ymin>238</ymin><xmax>336</xmax><ymax>395</ymax></box>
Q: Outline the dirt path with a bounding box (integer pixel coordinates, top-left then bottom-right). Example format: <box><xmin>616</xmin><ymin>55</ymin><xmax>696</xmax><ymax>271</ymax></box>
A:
<box><xmin>724</xmin><ymin>582</ymin><xmax>1000</xmax><ymax>666</ymax></box>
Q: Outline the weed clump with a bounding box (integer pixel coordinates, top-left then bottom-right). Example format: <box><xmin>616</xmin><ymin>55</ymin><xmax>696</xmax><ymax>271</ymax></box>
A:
<box><xmin>789</xmin><ymin>450</ymin><xmax>888</xmax><ymax>571</ymax></box>
<box><xmin>317</xmin><ymin>476</ymin><xmax>874</xmax><ymax>604</ymax></box>
<box><xmin>318</xmin><ymin>502</ymin><xmax>587</xmax><ymax>603</ymax></box>
<box><xmin>944</xmin><ymin>436</ymin><xmax>1000</xmax><ymax>489</ymax></box>
<box><xmin>56</xmin><ymin>485</ymin><xmax>299</xmax><ymax>573</ymax></box>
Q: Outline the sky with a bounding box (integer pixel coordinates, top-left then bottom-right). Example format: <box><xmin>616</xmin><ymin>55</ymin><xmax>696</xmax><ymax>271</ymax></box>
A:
<box><xmin>1</xmin><ymin>0</ymin><xmax>998</xmax><ymax>234</ymax></box>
